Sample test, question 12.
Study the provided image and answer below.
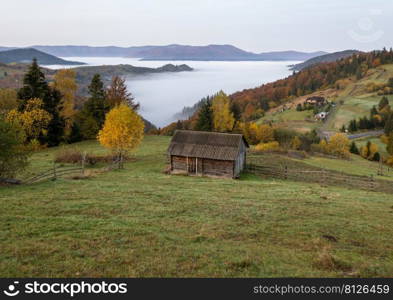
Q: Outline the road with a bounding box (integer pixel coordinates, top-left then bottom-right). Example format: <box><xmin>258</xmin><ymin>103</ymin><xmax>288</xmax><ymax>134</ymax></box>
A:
<box><xmin>318</xmin><ymin>129</ymin><xmax>384</xmax><ymax>140</ymax></box>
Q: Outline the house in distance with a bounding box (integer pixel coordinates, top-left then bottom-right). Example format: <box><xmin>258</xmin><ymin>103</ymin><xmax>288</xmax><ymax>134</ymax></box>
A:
<box><xmin>167</xmin><ymin>130</ymin><xmax>249</xmax><ymax>178</ymax></box>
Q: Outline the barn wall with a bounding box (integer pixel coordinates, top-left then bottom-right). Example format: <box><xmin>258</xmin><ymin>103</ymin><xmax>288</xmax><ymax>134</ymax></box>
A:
<box><xmin>234</xmin><ymin>141</ymin><xmax>247</xmax><ymax>177</ymax></box>
<box><xmin>172</xmin><ymin>155</ymin><xmax>187</xmax><ymax>171</ymax></box>
<box><xmin>202</xmin><ymin>158</ymin><xmax>234</xmax><ymax>178</ymax></box>
<box><xmin>171</xmin><ymin>155</ymin><xmax>234</xmax><ymax>178</ymax></box>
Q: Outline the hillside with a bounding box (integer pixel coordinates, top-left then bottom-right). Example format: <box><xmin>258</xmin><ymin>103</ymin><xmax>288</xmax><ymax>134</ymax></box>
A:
<box><xmin>2</xmin><ymin>45</ymin><xmax>327</xmax><ymax>61</ymax></box>
<box><xmin>0</xmin><ymin>63</ymin><xmax>193</xmax><ymax>94</ymax></box>
<box><xmin>291</xmin><ymin>50</ymin><xmax>362</xmax><ymax>71</ymax></box>
<box><xmin>0</xmin><ymin>48</ymin><xmax>85</xmax><ymax>65</ymax></box>
<box><xmin>257</xmin><ymin>63</ymin><xmax>393</xmax><ymax>134</ymax></box>
<box><xmin>1</xmin><ymin>136</ymin><xmax>393</xmax><ymax>277</ymax></box>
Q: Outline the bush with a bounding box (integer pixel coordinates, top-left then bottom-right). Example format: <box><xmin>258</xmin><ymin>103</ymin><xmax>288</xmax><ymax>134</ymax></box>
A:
<box><xmin>54</xmin><ymin>148</ymin><xmax>133</xmax><ymax>166</ymax></box>
<box><xmin>254</xmin><ymin>141</ymin><xmax>280</xmax><ymax>152</ymax></box>
<box><xmin>0</xmin><ymin>119</ymin><xmax>29</xmax><ymax>178</ymax></box>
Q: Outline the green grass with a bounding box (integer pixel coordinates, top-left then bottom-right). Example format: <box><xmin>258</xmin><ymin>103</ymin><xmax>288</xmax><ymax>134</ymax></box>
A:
<box><xmin>354</xmin><ymin>136</ymin><xmax>389</xmax><ymax>158</ymax></box>
<box><xmin>300</xmin><ymin>154</ymin><xmax>393</xmax><ymax>181</ymax></box>
<box><xmin>258</xmin><ymin>109</ymin><xmax>319</xmax><ymax>133</ymax></box>
<box><xmin>1</xmin><ymin>136</ymin><xmax>393</xmax><ymax>277</ymax></box>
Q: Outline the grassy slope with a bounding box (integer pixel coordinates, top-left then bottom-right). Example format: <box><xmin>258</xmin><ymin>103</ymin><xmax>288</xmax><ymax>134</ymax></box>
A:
<box><xmin>324</xmin><ymin>65</ymin><xmax>393</xmax><ymax>131</ymax></box>
<box><xmin>1</xmin><ymin>136</ymin><xmax>393</xmax><ymax>277</ymax></box>
<box><xmin>257</xmin><ymin>64</ymin><xmax>393</xmax><ymax>133</ymax></box>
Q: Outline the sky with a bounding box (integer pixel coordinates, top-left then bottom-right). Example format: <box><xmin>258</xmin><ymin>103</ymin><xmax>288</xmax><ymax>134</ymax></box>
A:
<box><xmin>1</xmin><ymin>0</ymin><xmax>392</xmax><ymax>53</ymax></box>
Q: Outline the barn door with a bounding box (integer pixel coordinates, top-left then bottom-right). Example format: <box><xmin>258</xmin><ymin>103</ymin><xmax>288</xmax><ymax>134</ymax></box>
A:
<box><xmin>188</xmin><ymin>157</ymin><xmax>196</xmax><ymax>174</ymax></box>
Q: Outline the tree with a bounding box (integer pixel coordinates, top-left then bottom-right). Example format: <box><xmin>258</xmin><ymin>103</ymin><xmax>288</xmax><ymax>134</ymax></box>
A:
<box><xmin>360</xmin><ymin>141</ymin><xmax>378</xmax><ymax>160</ymax></box>
<box><xmin>106</xmin><ymin>76</ymin><xmax>139</xmax><ymax>110</ymax></box>
<box><xmin>290</xmin><ymin>136</ymin><xmax>302</xmax><ymax>150</ymax></box>
<box><xmin>256</xmin><ymin>124</ymin><xmax>274</xmax><ymax>143</ymax></box>
<box><xmin>53</xmin><ymin>69</ymin><xmax>77</xmax><ymax>139</ymax></box>
<box><xmin>6</xmin><ymin>98</ymin><xmax>51</xmax><ymax>143</ymax></box>
<box><xmin>349</xmin><ymin>141</ymin><xmax>359</xmax><ymax>154</ymax></box>
<box><xmin>211</xmin><ymin>91</ymin><xmax>235</xmax><ymax>132</ymax></box>
<box><xmin>17</xmin><ymin>58</ymin><xmax>49</xmax><ymax>111</ymax></box>
<box><xmin>17</xmin><ymin>59</ymin><xmax>65</xmax><ymax>146</ymax></box>
<box><xmin>387</xmin><ymin>132</ymin><xmax>393</xmax><ymax>156</ymax></box>
<box><xmin>0</xmin><ymin>89</ymin><xmax>18</xmax><ymax>116</ymax></box>
<box><xmin>348</xmin><ymin>119</ymin><xmax>358</xmax><ymax>132</ymax></box>
<box><xmin>388</xmin><ymin>77</ymin><xmax>393</xmax><ymax>89</ymax></box>
<box><xmin>0</xmin><ymin>118</ymin><xmax>29</xmax><ymax>178</ymax></box>
<box><xmin>326</xmin><ymin>133</ymin><xmax>350</xmax><ymax>158</ymax></box>
<box><xmin>384</xmin><ymin>113</ymin><xmax>393</xmax><ymax>135</ymax></box>
<box><xmin>194</xmin><ymin>99</ymin><xmax>213</xmax><ymax>131</ymax></box>
<box><xmin>98</xmin><ymin>104</ymin><xmax>144</xmax><ymax>168</ymax></box>
<box><xmin>79</xmin><ymin>74</ymin><xmax>109</xmax><ymax>138</ymax></box>
<box><xmin>378</xmin><ymin>96</ymin><xmax>389</xmax><ymax>111</ymax></box>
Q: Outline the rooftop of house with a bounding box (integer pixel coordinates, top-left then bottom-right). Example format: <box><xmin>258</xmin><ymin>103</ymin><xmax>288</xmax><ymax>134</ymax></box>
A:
<box><xmin>167</xmin><ymin>130</ymin><xmax>249</xmax><ymax>161</ymax></box>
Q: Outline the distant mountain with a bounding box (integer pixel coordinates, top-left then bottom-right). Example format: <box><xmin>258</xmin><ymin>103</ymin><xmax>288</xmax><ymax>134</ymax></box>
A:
<box><xmin>1</xmin><ymin>45</ymin><xmax>328</xmax><ymax>61</ymax></box>
<box><xmin>0</xmin><ymin>48</ymin><xmax>85</xmax><ymax>65</ymax></box>
<box><xmin>256</xmin><ymin>50</ymin><xmax>327</xmax><ymax>61</ymax></box>
<box><xmin>290</xmin><ymin>50</ymin><xmax>362</xmax><ymax>71</ymax></box>
<box><xmin>137</xmin><ymin>45</ymin><xmax>326</xmax><ymax>61</ymax></box>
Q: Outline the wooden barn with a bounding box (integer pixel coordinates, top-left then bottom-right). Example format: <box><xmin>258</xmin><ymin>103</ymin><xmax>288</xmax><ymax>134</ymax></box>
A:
<box><xmin>167</xmin><ymin>130</ymin><xmax>249</xmax><ymax>178</ymax></box>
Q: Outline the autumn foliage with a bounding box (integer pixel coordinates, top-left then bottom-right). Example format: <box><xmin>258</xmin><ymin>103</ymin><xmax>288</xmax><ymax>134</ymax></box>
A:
<box><xmin>98</xmin><ymin>104</ymin><xmax>144</xmax><ymax>165</ymax></box>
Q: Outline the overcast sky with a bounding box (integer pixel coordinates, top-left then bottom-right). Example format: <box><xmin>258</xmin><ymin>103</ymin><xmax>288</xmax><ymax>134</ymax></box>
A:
<box><xmin>1</xmin><ymin>0</ymin><xmax>392</xmax><ymax>52</ymax></box>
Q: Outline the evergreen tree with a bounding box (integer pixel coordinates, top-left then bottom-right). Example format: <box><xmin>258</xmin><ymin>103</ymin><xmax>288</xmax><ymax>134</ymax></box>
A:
<box><xmin>79</xmin><ymin>74</ymin><xmax>109</xmax><ymax>137</ymax></box>
<box><xmin>348</xmin><ymin>119</ymin><xmax>358</xmax><ymax>132</ymax></box>
<box><xmin>340</xmin><ymin>125</ymin><xmax>346</xmax><ymax>132</ymax></box>
<box><xmin>379</xmin><ymin>96</ymin><xmax>389</xmax><ymax>111</ymax></box>
<box><xmin>17</xmin><ymin>59</ymin><xmax>65</xmax><ymax>146</ymax></box>
<box><xmin>230</xmin><ymin>101</ymin><xmax>241</xmax><ymax>122</ymax></box>
<box><xmin>17</xmin><ymin>58</ymin><xmax>48</xmax><ymax>111</ymax></box>
<box><xmin>372</xmin><ymin>152</ymin><xmax>381</xmax><ymax>162</ymax></box>
<box><xmin>194</xmin><ymin>99</ymin><xmax>213</xmax><ymax>131</ymax></box>
<box><xmin>384</xmin><ymin>113</ymin><xmax>393</xmax><ymax>135</ymax></box>
<box><xmin>349</xmin><ymin>141</ymin><xmax>359</xmax><ymax>154</ymax></box>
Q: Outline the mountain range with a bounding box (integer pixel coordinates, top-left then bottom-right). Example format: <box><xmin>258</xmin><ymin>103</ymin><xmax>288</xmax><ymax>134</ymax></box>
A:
<box><xmin>0</xmin><ymin>48</ymin><xmax>85</xmax><ymax>65</ymax></box>
<box><xmin>0</xmin><ymin>45</ymin><xmax>327</xmax><ymax>61</ymax></box>
<box><xmin>290</xmin><ymin>50</ymin><xmax>362</xmax><ymax>71</ymax></box>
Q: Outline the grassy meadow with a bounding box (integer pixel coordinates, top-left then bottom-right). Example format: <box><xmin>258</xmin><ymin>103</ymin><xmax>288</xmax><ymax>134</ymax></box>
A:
<box><xmin>1</xmin><ymin>136</ymin><xmax>393</xmax><ymax>277</ymax></box>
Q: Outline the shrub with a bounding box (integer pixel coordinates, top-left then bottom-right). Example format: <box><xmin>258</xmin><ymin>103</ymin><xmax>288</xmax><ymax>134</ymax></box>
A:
<box><xmin>254</xmin><ymin>141</ymin><xmax>280</xmax><ymax>152</ymax></box>
<box><xmin>54</xmin><ymin>148</ymin><xmax>133</xmax><ymax>166</ymax></box>
<box><xmin>0</xmin><ymin>118</ymin><xmax>29</xmax><ymax>178</ymax></box>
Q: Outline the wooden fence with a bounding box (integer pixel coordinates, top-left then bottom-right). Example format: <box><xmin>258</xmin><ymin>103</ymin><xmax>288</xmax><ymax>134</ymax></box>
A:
<box><xmin>245</xmin><ymin>163</ymin><xmax>393</xmax><ymax>193</ymax></box>
<box><xmin>22</xmin><ymin>164</ymin><xmax>84</xmax><ymax>185</ymax></box>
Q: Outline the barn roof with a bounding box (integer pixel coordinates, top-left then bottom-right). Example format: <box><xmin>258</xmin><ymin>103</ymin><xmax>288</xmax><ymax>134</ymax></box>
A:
<box><xmin>168</xmin><ymin>130</ymin><xmax>249</xmax><ymax>161</ymax></box>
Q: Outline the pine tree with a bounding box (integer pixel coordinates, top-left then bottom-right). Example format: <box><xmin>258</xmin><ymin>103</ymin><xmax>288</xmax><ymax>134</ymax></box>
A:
<box><xmin>349</xmin><ymin>119</ymin><xmax>358</xmax><ymax>132</ymax></box>
<box><xmin>340</xmin><ymin>125</ymin><xmax>346</xmax><ymax>132</ymax></box>
<box><xmin>349</xmin><ymin>141</ymin><xmax>359</xmax><ymax>154</ymax></box>
<box><xmin>384</xmin><ymin>113</ymin><xmax>393</xmax><ymax>135</ymax></box>
<box><xmin>17</xmin><ymin>58</ymin><xmax>49</xmax><ymax>111</ymax></box>
<box><xmin>80</xmin><ymin>74</ymin><xmax>109</xmax><ymax>137</ymax></box>
<box><xmin>194</xmin><ymin>99</ymin><xmax>213</xmax><ymax>131</ymax></box>
<box><xmin>17</xmin><ymin>59</ymin><xmax>65</xmax><ymax>146</ymax></box>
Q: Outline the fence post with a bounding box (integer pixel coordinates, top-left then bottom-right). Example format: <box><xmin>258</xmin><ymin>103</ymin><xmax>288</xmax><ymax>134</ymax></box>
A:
<box><xmin>370</xmin><ymin>175</ymin><xmax>374</xmax><ymax>190</ymax></box>
<box><xmin>81</xmin><ymin>152</ymin><xmax>86</xmax><ymax>176</ymax></box>
<box><xmin>53</xmin><ymin>162</ymin><xmax>57</xmax><ymax>181</ymax></box>
<box><xmin>284</xmin><ymin>165</ymin><xmax>288</xmax><ymax>180</ymax></box>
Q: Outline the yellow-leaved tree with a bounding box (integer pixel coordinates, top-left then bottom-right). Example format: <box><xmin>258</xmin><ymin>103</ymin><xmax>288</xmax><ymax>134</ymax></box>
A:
<box><xmin>211</xmin><ymin>91</ymin><xmax>235</xmax><ymax>132</ymax></box>
<box><xmin>98</xmin><ymin>104</ymin><xmax>144</xmax><ymax>168</ymax></box>
<box><xmin>53</xmin><ymin>69</ymin><xmax>77</xmax><ymax>138</ymax></box>
<box><xmin>326</xmin><ymin>133</ymin><xmax>350</xmax><ymax>158</ymax></box>
<box><xmin>6</xmin><ymin>98</ymin><xmax>52</xmax><ymax>145</ymax></box>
